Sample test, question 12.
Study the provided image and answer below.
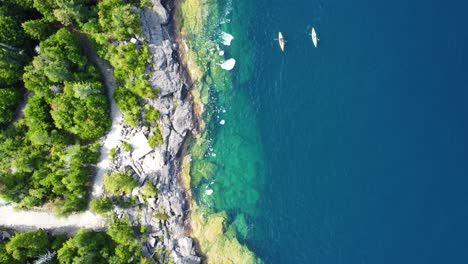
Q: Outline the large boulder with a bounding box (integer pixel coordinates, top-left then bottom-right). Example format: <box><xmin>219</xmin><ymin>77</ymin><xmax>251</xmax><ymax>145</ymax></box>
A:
<box><xmin>172</xmin><ymin>101</ymin><xmax>194</xmax><ymax>137</ymax></box>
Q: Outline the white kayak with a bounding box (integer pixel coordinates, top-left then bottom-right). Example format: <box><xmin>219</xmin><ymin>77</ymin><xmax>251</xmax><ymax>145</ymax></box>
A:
<box><xmin>311</xmin><ymin>27</ymin><xmax>318</xmax><ymax>48</ymax></box>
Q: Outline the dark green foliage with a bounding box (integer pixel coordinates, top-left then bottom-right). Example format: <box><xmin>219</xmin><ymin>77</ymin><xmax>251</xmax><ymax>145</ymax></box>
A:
<box><xmin>90</xmin><ymin>197</ymin><xmax>113</xmax><ymax>214</ymax></box>
<box><xmin>0</xmin><ymin>123</ymin><xmax>103</xmax><ymax>213</ymax></box>
<box><xmin>0</xmin><ymin>88</ymin><xmax>20</xmax><ymax>126</ymax></box>
<box><xmin>107</xmin><ymin>42</ymin><xmax>148</xmax><ymax>81</ymax></box>
<box><xmin>57</xmin><ymin>229</ymin><xmax>114</xmax><ymax>264</ymax></box>
<box><xmin>19</xmin><ymin>29</ymin><xmax>110</xmax><ymax>209</ymax></box>
<box><xmin>0</xmin><ymin>4</ymin><xmax>112</xmax><ymax>214</ymax></box>
<box><xmin>24</xmin><ymin>95</ymin><xmax>53</xmax><ymax>145</ymax></box>
<box><xmin>103</xmin><ymin>170</ymin><xmax>138</xmax><ymax>195</ymax></box>
<box><xmin>33</xmin><ymin>0</ymin><xmax>95</xmax><ymax>27</ymax></box>
<box><xmin>97</xmin><ymin>0</ymin><xmax>141</xmax><ymax>40</ymax></box>
<box><xmin>148</xmin><ymin>126</ymin><xmax>163</xmax><ymax>148</ymax></box>
<box><xmin>0</xmin><ymin>226</ymin><xmax>147</xmax><ymax>264</ymax></box>
<box><xmin>22</xmin><ymin>19</ymin><xmax>54</xmax><ymax>40</ymax></box>
<box><xmin>5</xmin><ymin>230</ymin><xmax>49</xmax><ymax>262</ymax></box>
<box><xmin>50</xmin><ymin>82</ymin><xmax>110</xmax><ymax>140</ymax></box>
<box><xmin>0</xmin><ymin>15</ymin><xmax>26</xmax><ymax>47</ymax></box>
<box><xmin>0</xmin><ymin>49</ymin><xmax>28</xmax><ymax>86</ymax></box>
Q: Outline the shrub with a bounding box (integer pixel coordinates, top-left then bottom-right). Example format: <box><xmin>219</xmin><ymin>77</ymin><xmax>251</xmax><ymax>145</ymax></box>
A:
<box><xmin>90</xmin><ymin>197</ymin><xmax>113</xmax><ymax>214</ymax></box>
<box><xmin>144</xmin><ymin>105</ymin><xmax>160</xmax><ymax>123</ymax></box>
<box><xmin>103</xmin><ymin>170</ymin><xmax>138</xmax><ymax>195</ymax></box>
<box><xmin>97</xmin><ymin>0</ymin><xmax>141</xmax><ymax>40</ymax></box>
<box><xmin>141</xmin><ymin>181</ymin><xmax>159</xmax><ymax>198</ymax></box>
<box><xmin>121</xmin><ymin>141</ymin><xmax>131</xmax><ymax>152</ymax></box>
<box><xmin>148</xmin><ymin>126</ymin><xmax>163</xmax><ymax>148</ymax></box>
<box><xmin>109</xmin><ymin>147</ymin><xmax>117</xmax><ymax>160</ymax></box>
<box><xmin>153</xmin><ymin>212</ymin><xmax>169</xmax><ymax>221</ymax></box>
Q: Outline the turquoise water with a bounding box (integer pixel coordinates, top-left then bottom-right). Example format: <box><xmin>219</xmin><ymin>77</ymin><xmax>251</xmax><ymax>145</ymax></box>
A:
<box><xmin>193</xmin><ymin>0</ymin><xmax>468</xmax><ymax>262</ymax></box>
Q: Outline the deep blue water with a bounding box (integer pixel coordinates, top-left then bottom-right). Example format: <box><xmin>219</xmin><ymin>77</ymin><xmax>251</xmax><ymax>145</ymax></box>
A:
<box><xmin>236</xmin><ymin>0</ymin><xmax>468</xmax><ymax>263</ymax></box>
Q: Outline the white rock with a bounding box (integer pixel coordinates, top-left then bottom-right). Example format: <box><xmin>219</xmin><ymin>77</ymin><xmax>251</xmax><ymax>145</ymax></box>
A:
<box><xmin>220</xmin><ymin>58</ymin><xmax>236</xmax><ymax>70</ymax></box>
<box><xmin>221</xmin><ymin>32</ymin><xmax>234</xmax><ymax>46</ymax></box>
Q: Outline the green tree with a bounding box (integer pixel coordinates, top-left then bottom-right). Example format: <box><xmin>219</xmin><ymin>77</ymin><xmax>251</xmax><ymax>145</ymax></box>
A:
<box><xmin>0</xmin><ymin>242</ymin><xmax>16</xmax><ymax>264</ymax></box>
<box><xmin>0</xmin><ymin>15</ymin><xmax>26</xmax><ymax>46</ymax></box>
<box><xmin>0</xmin><ymin>49</ymin><xmax>26</xmax><ymax>86</ymax></box>
<box><xmin>22</xmin><ymin>19</ymin><xmax>54</xmax><ymax>41</ymax></box>
<box><xmin>5</xmin><ymin>230</ymin><xmax>49</xmax><ymax>262</ymax></box>
<box><xmin>148</xmin><ymin>127</ymin><xmax>163</xmax><ymax>148</ymax></box>
<box><xmin>24</xmin><ymin>96</ymin><xmax>52</xmax><ymax>145</ymax></box>
<box><xmin>90</xmin><ymin>197</ymin><xmax>113</xmax><ymax>214</ymax></box>
<box><xmin>57</xmin><ymin>229</ymin><xmax>113</xmax><ymax>264</ymax></box>
<box><xmin>98</xmin><ymin>0</ymin><xmax>141</xmax><ymax>40</ymax></box>
<box><xmin>144</xmin><ymin>105</ymin><xmax>160</xmax><ymax>123</ymax></box>
<box><xmin>103</xmin><ymin>171</ymin><xmax>138</xmax><ymax>195</ymax></box>
<box><xmin>0</xmin><ymin>88</ymin><xmax>20</xmax><ymax>126</ymax></box>
<box><xmin>106</xmin><ymin>216</ymin><xmax>141</xmax><ymax>263</ymax></box>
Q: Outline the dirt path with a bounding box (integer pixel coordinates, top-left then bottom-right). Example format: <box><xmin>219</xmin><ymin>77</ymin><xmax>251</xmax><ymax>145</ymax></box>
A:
<box><xmin>0</xmin><ymin>202</ymin><xmax>105</xmax><ymax>234</ymax></box>
<box><xmin>77</xmin><ymin>35</ymin><xmax>124</xmax><ymax>198</ymax></box>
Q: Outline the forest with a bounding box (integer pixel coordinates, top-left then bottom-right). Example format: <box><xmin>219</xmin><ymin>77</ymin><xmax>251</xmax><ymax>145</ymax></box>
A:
<box><xmin>0</xmin><ymin>216</ymin><xmax>154</xmax><ymax>263</ymax></box>
<box><xmin>0</xmin><ymin>0</ymin><xmax>160</xmax><ymax>214</ymax></box>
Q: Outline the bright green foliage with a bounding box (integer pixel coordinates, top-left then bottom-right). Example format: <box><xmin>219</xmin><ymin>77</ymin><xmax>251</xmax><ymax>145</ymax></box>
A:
<box><xmin>107</xmin><ymin>42</ymin><xmax>147</xmax><ymax>80</ymax></box>
<box><xmin>0</xmin><ymin>88</ymin><xmax>20</xmax><ymax>126</ymax></box>
<box><xmin>22</xmin><ymin>19</ymin><xmax>54</xmax><ymax>40</ymax></box>
<box><xmin>114</xmin><ymin>86</ymin><xmax>141</xmax><ymax>127</ymax></box>
<box><xmin>154</xmin><ymin>212</ymin><xmax>169</xmax><ymax>221</ymax></box>
<box><xmin>103</xmin><ymin>170</ymin><xmax>138</xmax><ymax>195</ymax></box>
<box><xmin>141</xmin><ymin>181</ymin><xmax>159</xmax><ymax>198</ymax></box>
<box><xmin>0</xmin><ymin>124</ymin><xmax>101</xmax><ymax>213</ymax></box>
<box><xmin>148</xmin><ymin>126</ymin><xmax>163</xmax><ymax>148</ymax></box>
<box><xmin>51</xmin><ymin>82</ymin><xmax>110</xmax><ymax>140</ymax></box>
<box><xmin>0</xmin><ymin>226</ymin><xmax>149</xmax><ymax>264</ymax></box>
<box><xmin>106</xmin><ymin>216</ymin><xmax>142</xmax><ymax>263</ymax></box>
<box><xmin>97</xmin><ymin>0</ymin><xmax>141</xmax><ymax>40</ymax></box>
<box><xmin>109</xmin><ymin>147</ymin><xmax>117</xmax><ymax>160</ymax></box>
<box><xmin>144</xmin><ymin>105</ymin><xmax>160</xmax><ymax>123</ymax></box>
<box><xmin>0</xmin><ymin>242</ymin><xmax>16</xmax><ymax>264</ymax></box>
<box><xmin>121</xmin><ymin>141</ymin><xmax>131</xmax><ymax>152</ymax></box>
<box><xmin>90</xmin><ymin>197</ymin><xmax>113</xmax><ymax>214</ymax></box>
<box><xmin>5</xmin><ymin>230</ymin><xmax>49</xmax><ymax>262</ymax></box>
<box><xmin>23</xmin><ymin>29</ymin><xmax>110</xmax><ymax>141</ymax></box>
<box><xmin>57</xmin><ymin>229</ymin><xmax>114</xmax><ymax>264</ymax></box>
<box><xmin>33</xmin><ymin>0</ymin><xmax>94</xmax><ymax>27</ymax></box>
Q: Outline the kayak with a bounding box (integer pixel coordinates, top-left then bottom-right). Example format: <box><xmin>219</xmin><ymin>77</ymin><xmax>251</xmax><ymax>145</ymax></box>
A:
<box><xmin>311</xmin><ymin>27</ymin><xmax>318</xmax><ymax>47</ymax></box>
<box><xmin>278</xmin><ymin>32</ymin><xmax>285</xmax><ymax>51</ymax></box>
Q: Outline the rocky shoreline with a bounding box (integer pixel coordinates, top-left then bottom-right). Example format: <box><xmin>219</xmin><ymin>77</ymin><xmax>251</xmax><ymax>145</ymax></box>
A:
<box><xmin>110</xmin><ymin>1</ymin><xmax>200</xmax><ymax>263</ymax></box>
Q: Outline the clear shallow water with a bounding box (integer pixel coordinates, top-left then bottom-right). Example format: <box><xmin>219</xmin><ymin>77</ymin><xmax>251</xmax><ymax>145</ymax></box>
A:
<box><xmin>193</xmin><ymin>0</ymin><xmax>468</xmax><ymax>262</ymax></box>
